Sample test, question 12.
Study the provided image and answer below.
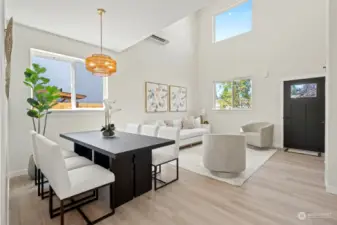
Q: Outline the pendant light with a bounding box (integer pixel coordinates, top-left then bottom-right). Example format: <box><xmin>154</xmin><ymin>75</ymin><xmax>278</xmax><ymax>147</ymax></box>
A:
<box><xmin>85</xmin><ymin>8</ymin><xmax>116</xmax><ymax>77</ymax></box>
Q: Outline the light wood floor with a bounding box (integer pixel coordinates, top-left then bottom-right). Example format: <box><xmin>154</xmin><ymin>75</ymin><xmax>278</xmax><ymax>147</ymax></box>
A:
<box><xmin>9</xmin><ymin>151</ymin><xmax>337</xmax><ymax>225</ymax></box>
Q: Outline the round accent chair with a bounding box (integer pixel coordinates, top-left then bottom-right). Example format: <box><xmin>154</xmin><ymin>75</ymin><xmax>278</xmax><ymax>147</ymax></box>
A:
<box><xmin>202</xmin><ymin>134</ymin><xmax>246</xmax><ymax>175</ymax></box>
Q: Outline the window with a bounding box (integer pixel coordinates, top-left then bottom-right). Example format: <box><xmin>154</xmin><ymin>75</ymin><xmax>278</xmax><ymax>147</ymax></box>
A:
<box><xmin>31</xmin><ymin>49</ymin><xmax>107</xmax><ymax>110</ymax></box>
<box><xmin>214</xmin><ymin>0</ymin><xmax>252</xmax><ymax>42</ymax></box>
<box><xmin>291</xmin><ymin>83</ymin><xmax>317</xmax><ymax>99</ymax></box>
<box><xmin>214</xmin><ymin>78</ymin><xmax>252</xmax><ymax>110</ymax></box>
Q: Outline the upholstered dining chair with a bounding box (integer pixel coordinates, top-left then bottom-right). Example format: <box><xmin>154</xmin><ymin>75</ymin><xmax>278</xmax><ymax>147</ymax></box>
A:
<box><xmin>203</xmin><ymin>134</ymin><xmax>246</xmax><ymax>175</ymax></box>
<box><xmin>152</xmin><ymin>127</ymin><xmax>180</xmax><ymax>190</ymax></box>
<box><xmin>140</xmin><ymin>125</ymin><xmax>159</xmax><ymax>137</ymax></box>
<box><xmin>125</xmin><ymin>123</ymin><xmax>140</xmax><ymax>134</ymax></box>
<box><xmin>30</xmin><ymin>130</ymin><xmax>93</xmax><ymax>199</ymax></box>
<box><xmin>35</xmin><ymin>133</ymin><xmax>115</xmax><ymax>225</ymax></box>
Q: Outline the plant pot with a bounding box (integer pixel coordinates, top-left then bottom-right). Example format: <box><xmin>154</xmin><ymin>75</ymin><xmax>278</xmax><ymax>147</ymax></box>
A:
<box><xmin>28</xmin><ymin>154</ymin><xmax>36</xmax><ymax>180</ymax></box>
<box><xmin>102</xmin><ymin>129</ymin><xmax>115</xmax><ymax>137</ymax></box>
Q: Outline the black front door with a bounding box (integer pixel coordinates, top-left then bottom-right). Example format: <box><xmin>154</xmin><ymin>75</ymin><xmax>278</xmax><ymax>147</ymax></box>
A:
<box><xmin>283</xmin><ymin>77</ymin><xmax>325</xmax><ymax>153</ymax></box>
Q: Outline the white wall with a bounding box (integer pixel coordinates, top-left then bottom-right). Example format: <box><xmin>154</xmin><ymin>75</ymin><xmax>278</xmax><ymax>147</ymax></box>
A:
<box><xmin>109</xmin><ymin>15</ymin><xmax>198</xmax><ymax>126</ymax></box>
<box><xmin>326</xmin><ymin>0</ymin><xmax>337</xmax><ymax>194</ymax></box>
<box><xmin>196</xmin><ymin>0</ymin><xmax>326</xmax><ymax>147</ymax></box>
<box><xmin>0</xmin><ymin>0</ymin><xmax>8</xmax><ymax>223</ymax></box>
<box><xmin>9</xmin><ymin>16</ymin><xmax>198</xmax><ymax>174</ymax></box>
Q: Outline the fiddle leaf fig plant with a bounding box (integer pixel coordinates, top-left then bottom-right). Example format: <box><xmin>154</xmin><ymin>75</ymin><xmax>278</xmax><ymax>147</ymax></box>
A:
<box><xmin>24</xmin><ymin>63</ymin><xmax>60</xmax><ymax>134</ymax></box>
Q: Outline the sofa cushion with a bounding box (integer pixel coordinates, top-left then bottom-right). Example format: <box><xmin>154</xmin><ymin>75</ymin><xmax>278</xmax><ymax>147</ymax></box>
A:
<box><xmin>182</xmin><ymin>117</ymin><xmax>195</xmax><ymax>129</ymax></box>
<box><xmin>194</xmin><ymin>116</ymin><xmax>201</xmax><ymax>128</ymax></box>
<box><xmin>155</xmin><ymin>120</ymin><xmax>167</xmax><ymax>127</ymax></box>
<box><xmin>180</xmin><ymin>128</ymin><xmax>209</xmax><ymax>140</ymax></box>
<box><xmin>172</xmin><ymin>119</ymin><xmax>182</xmax><ymax>129</ymax></box>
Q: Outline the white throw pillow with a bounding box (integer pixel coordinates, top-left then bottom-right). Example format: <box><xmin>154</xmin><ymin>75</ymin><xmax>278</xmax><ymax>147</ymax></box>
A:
<box><xmin>183</xmin><ymin>117</ymin><xmax>195</xmax><ymax>129</ymax></box>
<box><xmin>194</xmin><ymin>116</ymin><xmax>201</xmax><ymax>128</ymax></box>
<box><xmin>164</xmin><ymin>120</ymin><xmax>174</xmax><ymax>127</ymax></box>
<box><xmin>172</xmin><ymin>119</ymin><xmax>182</xmax><ymax>129</ymax></box>
<box><xmin>155</xmin><ymin>120</ymin><xmax>167</xmax><ymax>127</ymax></box>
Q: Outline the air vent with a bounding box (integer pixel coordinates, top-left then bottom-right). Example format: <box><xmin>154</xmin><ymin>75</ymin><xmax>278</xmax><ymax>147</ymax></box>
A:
<box><xmin>148</xmin><ymin>35</ymin><xmax>169</xmax><ymax>45</ymax></box>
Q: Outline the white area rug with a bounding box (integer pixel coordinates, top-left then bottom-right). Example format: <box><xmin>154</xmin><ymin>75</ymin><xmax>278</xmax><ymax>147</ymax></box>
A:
<box><xmin>175</xmin><ymin>145</ymin><xmax>277</xmax><ymax>186</ymax></box>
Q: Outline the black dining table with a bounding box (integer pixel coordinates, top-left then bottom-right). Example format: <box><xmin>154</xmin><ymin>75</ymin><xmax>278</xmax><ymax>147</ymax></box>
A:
<box><xmin>60</xmin><ymin>130</ymin><xmax>175</xmax><ymax>207</ymax></box>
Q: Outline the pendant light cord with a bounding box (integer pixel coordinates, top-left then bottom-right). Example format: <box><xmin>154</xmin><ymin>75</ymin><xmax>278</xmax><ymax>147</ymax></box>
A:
<box><xmin>100</xmin><ymin>12</ymin><xmax>103</xmax><ymax>54</ymax></box>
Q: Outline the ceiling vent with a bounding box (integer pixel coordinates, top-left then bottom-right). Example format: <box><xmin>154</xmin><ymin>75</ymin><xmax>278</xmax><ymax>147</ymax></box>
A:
<box><xmin>148</xmin><ymin>35</ymin><xmax>169</xmax><ymax>45</ymax></box>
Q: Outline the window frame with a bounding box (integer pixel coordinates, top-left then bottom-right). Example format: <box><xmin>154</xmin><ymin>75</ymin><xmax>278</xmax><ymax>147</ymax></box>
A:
<box><xmin>213</xmin><ymin>77</ymin><xmax>253</xmax><ymax>111</ymax></box>
<box><xmin>212</xmin><ymin>0</ymin><xmax>253</xmax><ymax>43</ymax></box>
<box><xmin>30</xmin><ymin>48</ymin><xmax>108</xmax><ymax>112</ymax></box>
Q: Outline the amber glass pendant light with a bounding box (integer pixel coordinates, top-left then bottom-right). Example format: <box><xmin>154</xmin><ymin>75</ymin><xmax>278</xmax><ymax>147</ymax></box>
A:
<box><xmin>85</xmin><ymin>8</ymin><xmax>116</xmax><ymax>77</ymax></box>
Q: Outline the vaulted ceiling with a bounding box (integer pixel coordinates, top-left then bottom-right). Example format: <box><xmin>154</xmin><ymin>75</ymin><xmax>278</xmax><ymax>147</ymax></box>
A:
<box><xmin>6</xmin><ymin>0</ymin><xmax>213</xmax><ymax>52</ymax></box>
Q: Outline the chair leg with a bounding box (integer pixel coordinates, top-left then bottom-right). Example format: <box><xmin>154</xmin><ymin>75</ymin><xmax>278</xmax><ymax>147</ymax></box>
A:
<box><xmin>176</xmin><ymin>158</ymin><xmax>179</xmax><ymax>181</ymax></box>
<box><xmin>49</xmin><ymin>185</ymin><xmax>114</xmax><ymax>225</ymax></box>
<box><xmin>34</xmin><ymin>166</ymin><xmax>37</xmax><ymax>186</ymax></box>
<box><xmin>41</xmin><ymin>173</ymin><xmax>45</xmax><ymax>199</ymax></box>
<box><xmin>49</xmin><ymin>186</ymin><xmax>53</xmax><ymax>218</ymax></box>
<box><xmin>153</xmin><ymin>158</ymin><xmax>179</xmax><ymax>191</ymax></box>
<box><xmin>60</xmin><ymin>200</ymin><xmax>64</xmax><ymax>225</ymax></box>
<box><xmin>37</xmin><ymin>169</ymin><xmax>41</xmax><ymax>197</ymax></box>
<box><xmin>154</xmin><ymin>165</ymin><xmax>157</xmax><ymax>191</ymax></box>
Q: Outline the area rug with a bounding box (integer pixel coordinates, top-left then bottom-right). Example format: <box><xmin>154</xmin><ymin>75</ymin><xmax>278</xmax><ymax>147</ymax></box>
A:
<box><xmin>175</xmin><ymin>145</ymin><xmax>277</xmax><ymax>187</ymax></box>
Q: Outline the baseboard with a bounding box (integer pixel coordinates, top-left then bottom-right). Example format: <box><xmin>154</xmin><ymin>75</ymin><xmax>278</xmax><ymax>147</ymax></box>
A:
<box><xmin>8</xmin><ymin>169</ymin><xmax>27</xmax><ymax>179</ymax></box>
<box><xmin>326</xmin><ymin>185</ymin><xmax>337</xmax><ymax>195</ymax></box>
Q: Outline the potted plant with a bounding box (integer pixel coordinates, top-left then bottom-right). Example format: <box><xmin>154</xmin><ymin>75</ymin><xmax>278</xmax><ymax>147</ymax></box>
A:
<box><xmin>101</xmin><ymin>99</ymin><xmax>121</xmax><ymax>137</ymax></box>
<box><xmin>24</xmin><ymin>63</ymin><xmax>61</xmax><ymax>179</ymax></box>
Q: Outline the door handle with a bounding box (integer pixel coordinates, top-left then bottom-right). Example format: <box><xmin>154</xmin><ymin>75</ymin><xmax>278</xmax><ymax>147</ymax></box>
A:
<box><xmin>321</xmin><ymin>121</ymin><xmax>325</xmax><ymax>124</ymax></box>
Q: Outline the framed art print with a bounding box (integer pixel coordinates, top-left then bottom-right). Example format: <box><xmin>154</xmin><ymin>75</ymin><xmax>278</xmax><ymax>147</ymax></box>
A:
<box><xmin>169</xmin><ymin>85</ymin><xmax>187</xmax><ymax>112</ymax></box>
<box><xmin>145</xmin><ymin>82</ymin><xmax>168</xmax><ymax>112</ymax></box>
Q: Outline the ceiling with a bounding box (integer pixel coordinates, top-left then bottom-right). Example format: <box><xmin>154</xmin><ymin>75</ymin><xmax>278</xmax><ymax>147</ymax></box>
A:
<box><xmin>6</xmin><ymin>0</ymin><xmax>213</xmax><ymax>52</ymax></box>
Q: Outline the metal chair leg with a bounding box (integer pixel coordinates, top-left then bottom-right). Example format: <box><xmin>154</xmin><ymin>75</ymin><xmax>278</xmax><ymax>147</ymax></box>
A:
<box><xmin>34</xmin><ymin>166</ymin><xmax>37</xmax><ymax>186</ymax></box>
<box><xmin>41</xmin><ymin>173</ymin><xmax>45</xmax><ymax>199</ymax></box>
<box><xmin>49</xmin><ymin>186</ymin><xmax>53</xmax><ymax>218</ymax></box>
<box><xmin>154</xmin><ymin>165</ymin><xmax>157</xmax><ymax>190</ymax></box>
<box><xmin>60</xmin><ymin>200</ymin><xmax>64</xmax><ymax>225</ymax></box>
<box><xmin>153</xmin><ymin>158</ymin><xmax>179</xmax><ymax>191</ymax></box>
<box><xmin>176</xmin><ymin>158</ymin><xmax>179</xmax><ymax>180</ymax></box>
<box><xmin>37</xmin><ymin>169</ymin><xmax>41</xmax><ymax>196</ymax></box>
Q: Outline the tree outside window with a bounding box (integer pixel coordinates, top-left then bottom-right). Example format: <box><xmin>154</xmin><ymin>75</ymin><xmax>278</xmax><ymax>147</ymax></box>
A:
<box><xmin>214</xmin><ymin>79</ymin><xmax>252</xmax><ymax>110</ymax></box>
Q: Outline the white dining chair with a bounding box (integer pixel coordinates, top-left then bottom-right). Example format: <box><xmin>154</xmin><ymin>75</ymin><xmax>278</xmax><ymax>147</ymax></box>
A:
<box><xmin>125</xmin><ymin>123</ymin><xmax>140</xmax><ymax>134</ymax></box>
<box><xmin>152</xmin><ymin>127</ymin><xmax>180</xmax><ymax>190</ymax></box>
<box><xmin>30</xmin><ymin>130</ymin><xmax>93</xmax><ymax>199</ymax></box>
<box><xmin>140</xmin><ymin>125</ymin><xmax>159</xmax><ymax>137</ymax></box>
<box><xmin>35</xmin><ymin>133</ymin><xmax>115</xmax><ymax>225</ymax></box>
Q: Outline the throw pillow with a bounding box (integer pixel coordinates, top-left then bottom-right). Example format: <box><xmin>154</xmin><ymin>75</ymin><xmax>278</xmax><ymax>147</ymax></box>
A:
<box><xmin>172</xmin><ymin>119</ymin><xmax>182</xmax><ymax>129</ymax></box>
<box><xmin>165</xmin><ymin>120</ymin><xmax>174</xmax><ymax>127</ymax></box>
<box><xmin>183</xmin><ymin>117</ymin><xmax>195</xmax><ymax>129</ymax></box>
<box><xmin>155</xmin><ymin>120</ymin><xmax>166</xmax><ymax>127</ymax></box>
<box><xmin>194</xmin><ymin>116</ymin><xmax>201</xmax><ymax>128</ymax></box>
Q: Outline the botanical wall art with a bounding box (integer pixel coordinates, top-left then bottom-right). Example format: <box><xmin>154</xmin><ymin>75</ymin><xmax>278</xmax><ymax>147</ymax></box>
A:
<box><xmin>145</xmin><ymin>82</ymin><xmax>168</xmax><ymax>112</ymax></box>
<box><xmin>169</xmin><ymin>85</ymin><xmax>187</xmax><ymax>112</ymax></box>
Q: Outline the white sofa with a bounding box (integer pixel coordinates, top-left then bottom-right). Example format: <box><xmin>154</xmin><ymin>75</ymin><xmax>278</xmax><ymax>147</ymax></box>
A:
<box><xmin>144</xmin><ymin>119</ymin><xmax>211</xmax><ymax>148</ymax></box>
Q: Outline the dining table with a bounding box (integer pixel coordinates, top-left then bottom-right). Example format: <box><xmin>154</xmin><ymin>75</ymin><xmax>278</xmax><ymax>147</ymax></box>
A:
<box><xmin>60</xmin><ymin>130</ymin><xmax>174</xmax><ymax>207</ymax></box>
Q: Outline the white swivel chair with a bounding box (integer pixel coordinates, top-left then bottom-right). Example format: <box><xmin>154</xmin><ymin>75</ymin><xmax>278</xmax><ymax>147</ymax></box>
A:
<box><xmin>203</xmin><ymin>134</ymin><xmax>246</xmax><ymax>175</ymax></box>
<box><xmin>140</xmin><ymin>125</ymin><xmax>159</xmax><ymax>137</ymax></box>
<box><xmin>35</xmin><ymin>133</ymin><xmax>115</xmax><ymax>225</ymax></box>
<box><xmin>30</xmin><ymin>130</ymin><xmax>93</xmax><ymax>199</ymax></box>
<box><xmin>240</xmin><ymin>122</ymin><xmax>274</xmax><ymax>148</ymax></box>
<box><xmin>152</xmin><ymin>127</ymin><xmax>180</xmax><ymax>190</ymax></box>
<box><xmin>125</xmin><ymin>123</ymin><xmax>140</xmax><ymax>134</ymax></box>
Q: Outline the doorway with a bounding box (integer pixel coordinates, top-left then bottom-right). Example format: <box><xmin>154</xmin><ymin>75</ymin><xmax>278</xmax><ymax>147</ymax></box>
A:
<box><xmin>283</xmin><ymin>77</ymin><xmax>325</xmax><ymax>153</ymax></box>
